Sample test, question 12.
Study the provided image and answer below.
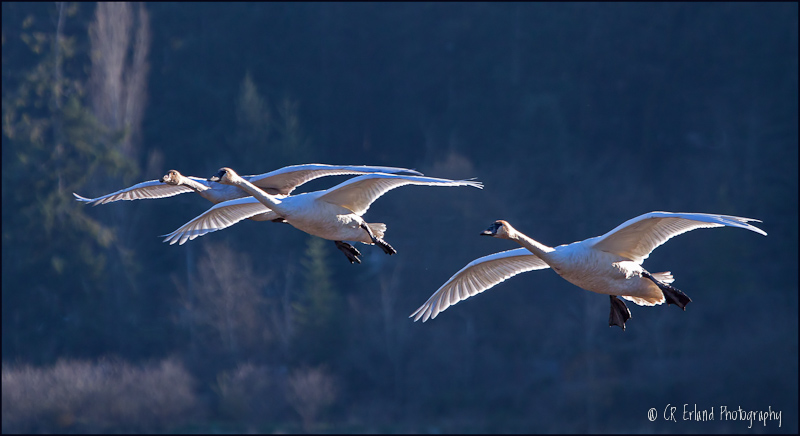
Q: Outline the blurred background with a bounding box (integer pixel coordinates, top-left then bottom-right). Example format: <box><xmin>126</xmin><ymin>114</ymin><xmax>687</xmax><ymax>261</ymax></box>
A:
<box><xmin>2</xmin><ymin>2</ymin><xmax>797</xmax><ymax>433</ymax></box>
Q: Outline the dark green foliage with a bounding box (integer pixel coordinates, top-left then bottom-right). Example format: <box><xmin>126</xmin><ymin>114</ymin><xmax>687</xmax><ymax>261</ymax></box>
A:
<box><xmin>292</xmin><ymin>237</ymin><xmax>344</xmax><ymax>365</ymax></box>
<box><xmin>2</xmin><ymin>3</ymin><xmax>140</xmax><ymax>363</ymax></box>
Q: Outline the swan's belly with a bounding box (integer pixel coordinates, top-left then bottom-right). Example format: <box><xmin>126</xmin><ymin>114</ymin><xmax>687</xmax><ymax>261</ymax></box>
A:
<box><xmin>550</xmin><ymin>249</ymin><xmax>660</xmax><ymax>301</ymax></box>
<box><xmin>557</xmin><ymin>263</ymin><xmax>631</xmax><ymax>295</ymax></box>
<box><xmin>283</xmin><ymin>203</ymin><xmax>371</xmax><ymax>242</ymax></box>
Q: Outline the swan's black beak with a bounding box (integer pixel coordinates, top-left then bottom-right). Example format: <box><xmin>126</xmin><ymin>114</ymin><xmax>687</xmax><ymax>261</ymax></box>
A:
<box><xmin>480</xmin><ymin>222</ymin><xmax>500</xmax><ymax>236</ymax></box>
<box><xmin>208</xmin><ymin>170</ymin><xmax>224</xmax><ymax>182</ymax></box>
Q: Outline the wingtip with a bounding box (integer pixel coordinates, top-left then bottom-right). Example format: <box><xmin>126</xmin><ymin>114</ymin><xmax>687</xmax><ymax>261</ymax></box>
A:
<box><xmin>409</xmin><ymin>307</ymin><xmax>427</xmax><ymax>322</ymax></box>
<box><xmin>73</xmin><ymin>192</ymin><xmax>92</xmax><ymax>203</ymax></box>
<box><xmin>160</xmin><ymin>233</ymin><xmax>181</xmax><ymax>245</ymax></box>
<box><xmin>460</xmin><ymin>178</ymin><xmax>484</xmax><ymax>189</ymax></box>
<box><xmin>738</xmin><ymin>219</ymin><xmax>767</xmax><ymax>236</ymax></box>
<box><xmin>733</xmin><ymin>216</ymin><xmax>767</xmax><ymax>235</ymax></box>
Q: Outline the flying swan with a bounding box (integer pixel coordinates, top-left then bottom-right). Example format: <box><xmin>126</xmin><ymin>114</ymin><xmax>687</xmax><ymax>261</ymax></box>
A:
<box><xmin>162</xmin><ymin>167</ymin><xmax>483</xmax><ymax>264</ymax></box>
<box><xmin>410</xmin><ymin>212</ymin><xmax>766</xmax><ymax>330</ymax></box>
<box><xmin>73</xmin><ymin>163</ymin><xmax>422</xmax><ymax>206</ymax></box>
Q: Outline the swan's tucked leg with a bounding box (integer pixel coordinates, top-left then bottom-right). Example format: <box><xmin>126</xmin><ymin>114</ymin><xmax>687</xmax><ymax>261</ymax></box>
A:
<box><xmin>609</xmin><ymin>296</ymin><xmax>631</xmax><ymax>331</ymax></box>
<box><xmin>359</xmin><ymin>222</ymin><xmax>396</xmax><ymax>255</ymax></box>
<box><xmin>334</xmin><ymin>241</ymin><xmax>362</xmax><ymax>264</ymax></box>
<box><xmin>642</xmin><ymin>271</ymin><xmax>692</xmax><ymax>310</ymax></box>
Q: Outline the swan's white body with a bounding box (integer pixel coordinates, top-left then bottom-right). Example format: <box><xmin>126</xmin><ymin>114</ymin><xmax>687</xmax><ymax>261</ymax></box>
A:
<box><xmin>163</xmin><ymin>168</ymin><xmax>483</xmax><ymax>247</ymax></box>
<box><xmin>411</xmin><ymin>212</ymin><xmax>766</xmax><ymax>323</ymax></box>
<box><xmin>73</xmin><ymin>164</ymin><xmax>423</xmax><ymax>205</ymax></box>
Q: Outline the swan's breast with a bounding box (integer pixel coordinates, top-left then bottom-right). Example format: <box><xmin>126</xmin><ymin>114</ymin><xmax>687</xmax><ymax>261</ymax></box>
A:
<box><xmin>279</xmin><ymin>197</ymin><xmax>370</xmax><ymax>242</ymax></box>
<box><xmin>548</xmin><ymin>243</ymin><xmax>635</xmax><ymax>294</ymax></box>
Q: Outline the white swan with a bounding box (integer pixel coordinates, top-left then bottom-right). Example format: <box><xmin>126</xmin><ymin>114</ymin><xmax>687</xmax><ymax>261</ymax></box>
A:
<box><xmin>410</xmin><ymin>212</ymin><xmax>766</xmax><ymax>330</ymax></box>
<box><xmin>163</xmin><ymin>167</ymin><xmax>483</xmax><ymax>263</ymax></box>
<box><xmin>73</xmin><ymin>164</ymin><xmax>423</xmax><ymax>205</ymax></box>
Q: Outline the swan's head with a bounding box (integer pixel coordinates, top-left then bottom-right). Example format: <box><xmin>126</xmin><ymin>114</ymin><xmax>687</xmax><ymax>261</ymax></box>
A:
<box><xmin>481</xmin><ymin>220</ymin><xmax>513</xmax><ymax>239</ymax></box>
<box><xmin>208</xmin><ymin>167</ymin><xmax>239</xmax><ymax>184</ymax></box>
<box><xmin>161</xmin><ymin>170</ymin><xmax>183</xmax><ymax>185</ymax></box>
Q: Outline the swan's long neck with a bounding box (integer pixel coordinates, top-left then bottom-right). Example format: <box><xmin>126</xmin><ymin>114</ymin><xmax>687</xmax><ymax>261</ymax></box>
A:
<box><xmin>508</xmin><ymin>231</ymin><xmax>556</xmax><ymax>264</ymax></box>
<box><xmin>180</xmin><ymin>176</ymin><xmax>210</xmax><ymax>193</ymax></box>
<box><xmin>231</xmin><ymin>177</ymin><xmax>288</xmax><ymax>215</ymax></box>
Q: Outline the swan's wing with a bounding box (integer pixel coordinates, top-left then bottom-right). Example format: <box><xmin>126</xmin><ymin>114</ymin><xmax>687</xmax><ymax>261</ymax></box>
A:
<box><xmin>410</xmin><ymin>248</ymin><xmax>549</xmax><ymax>322</ymax></box>
<box><xmin>161</xmin><ymin>197</ymin><xmax>276</xmax><ymax>245</ymax></box>
<box><xmin>73</xmin><ymin>179</ymin><xmax>207</xmax><ymax>205</ymax></box>
<box><xmin>245</xmin><ymin>164</ymin><xmax>423</xmax><ymax>195</ymax></box>
<box><xmin>317</xmin><ymin>173</ymin><xmax>482</xmax><ymax>216</ymax></box>
<box><xmin>591</xmin><ymin>211</ymin><xmax>767</xmax><ymax>263</ymax></box>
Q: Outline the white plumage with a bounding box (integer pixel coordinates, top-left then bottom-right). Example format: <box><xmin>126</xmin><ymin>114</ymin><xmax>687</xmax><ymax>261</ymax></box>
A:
<box><xmin>165</xmin><ymin>167</ymin><xmax>483</xmax><ymax>263</ymax></box>
<box><xmin>411</xmin><ymin>212</ymin><xmax>766</xmax><ymax>328</ymax></box>
<box><xmin>73</xmin><ymin>163</ymin><xmax>422</xmax><ymax>205</ymax></box>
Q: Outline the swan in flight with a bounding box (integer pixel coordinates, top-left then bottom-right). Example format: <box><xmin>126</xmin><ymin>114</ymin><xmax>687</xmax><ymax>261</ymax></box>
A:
<box><xmin>163</xmin><ymin>167</ymin><xmax>483</xmax><ymax>264</ymax></box>
<box><xmin>410</xmin><ymin>212</ymin><xmax>766</xmax><ymax>330</ymax></box>
<box><xmin>73</xmin><ymin>164</ymin><xmax>422</xmax><ymax>205</ymax></box>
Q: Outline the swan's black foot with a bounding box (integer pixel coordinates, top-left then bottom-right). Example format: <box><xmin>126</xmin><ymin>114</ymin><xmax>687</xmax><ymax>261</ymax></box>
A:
<box><xmin>642</xmin><ymin>271</ymin><xmax>692</xmax><ymax>310</ymax></box>
<box><xmin>358</xmin><ymin>222</ymin><xmax>396</xmax><ymax>255</ymax></box>
<box><xmin>271</xmin><ymin>217</ymin><xmax>287</xmax><ymax>223</ymax></box>
<box><xmin>661</xmin><ymin>286</ymin><xmax>692</xmax><ymax>310</ymax></box>
<box><xmin>334</xmin><ymin>241</ymin><xmax>362</xmax><ymax>264</ymax></box>
<box><xmin>609</xmin><ymin>295</ymin><xmax>631</xmax><ymax>331</ymax></box>
<box><xmin>376</xmin><ymin>239</ymin><xmax>397</xmax><ymax>255</ymax></box>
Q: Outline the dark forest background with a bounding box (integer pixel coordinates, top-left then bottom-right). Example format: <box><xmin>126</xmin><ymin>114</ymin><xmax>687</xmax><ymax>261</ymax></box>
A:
<box><xmin>2</xmin><ymin>2</ymin><xmax>797</xmax><ymax>433</ymax></box>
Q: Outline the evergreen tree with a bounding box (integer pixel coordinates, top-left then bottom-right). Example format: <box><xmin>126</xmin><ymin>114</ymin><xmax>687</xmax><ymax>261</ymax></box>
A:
<box><xmin>2</xmin><ymin>2</ymin><xmax>139</xmax><ymax>362</ymax></box>
<box><xmin>292</xmin><ymin>237</ymin><xmax>344</xmax><ymax>365</ymax></box>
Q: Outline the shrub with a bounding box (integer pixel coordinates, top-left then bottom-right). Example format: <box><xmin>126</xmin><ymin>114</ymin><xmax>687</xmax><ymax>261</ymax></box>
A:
<box><xmin>286</xmin><ymin>365</ymin><xmax>337</xmax><ymax>432</ymax></box>
<box><xmin>214</xmin><ymin>363</ymin><xmax>291</xmax><ymax>425</ymax></box>
<box><xmin>1</xmin><ymin>357</ymin><xmax>197</xmax><ymax>433</ymax></box>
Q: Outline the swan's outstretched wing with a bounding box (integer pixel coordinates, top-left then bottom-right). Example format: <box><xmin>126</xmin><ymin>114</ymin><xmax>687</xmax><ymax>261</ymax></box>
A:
<box><xmin>410</xmin><ymin>248</ymin><xmax>549</xmax><ymax>322</ymax></box>
<box><xmin>161</xmin><ymin>197</ymin><xmax>277</xmax><ymax>245</ymax></box>
<box><xmin>246</xmin><ymin>164</ymin><xmax>423</xmax><ymax>195</ymax></box>
<box><xmin>317</xmin><ymin>173</ymin><xmax>482</xmax><ymax>216</ymax></box>
<box><xmin>591</xmin><ymin>211</ymin><xmax>767</xmax><ymax>263</ymax></box>
<box><xmin>73</xmin><ymin>177</ymin><xmax>211</xmax><ymax>206</ymax></box>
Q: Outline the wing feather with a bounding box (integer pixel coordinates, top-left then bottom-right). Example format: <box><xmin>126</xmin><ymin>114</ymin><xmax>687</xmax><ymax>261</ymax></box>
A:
<box><xmin>161</xmin><ymin>197</ymin><xmax>277</xmax><ymax>245</ymax></box>
<box><xmin>318</xmin><ymin>173</ymin><xmax>482</xmax><ymax>216</ymax></box>
<box><xmin>410</xmin><ymin>248</ymin><xmax>549</xmax><ymax>322</ymax></box>
<box><xmin>73</xmin><ymin>179</ymin><xmax>206</xmax><ymax>205</ymax></box>
<box><xmin>591</xmin><ymin>211</ymin><xmax>766</xmax><ymax>263</ymax></box>
<box><xmin>246</xmin><ymin>164</ymin><xmax>423</xmax><ymax>195</ymax></box>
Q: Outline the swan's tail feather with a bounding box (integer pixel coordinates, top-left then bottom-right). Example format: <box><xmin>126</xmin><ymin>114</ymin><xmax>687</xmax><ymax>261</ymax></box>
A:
<box><xmin>650</xmin><ymin>271</ymin><xmax>674</xmax><ymax>284</ymax></box>
<box><xmin>368</xmin><ymin>223</ymin><xmax>386</xmax><ymax>240</ymax></box>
